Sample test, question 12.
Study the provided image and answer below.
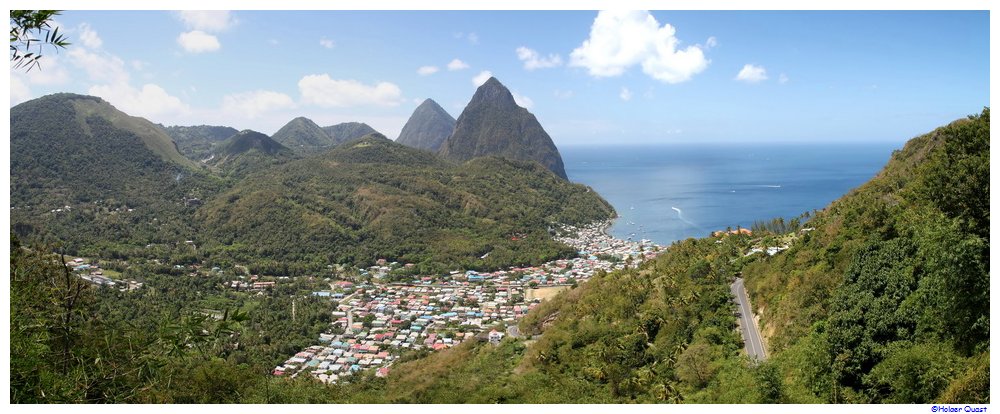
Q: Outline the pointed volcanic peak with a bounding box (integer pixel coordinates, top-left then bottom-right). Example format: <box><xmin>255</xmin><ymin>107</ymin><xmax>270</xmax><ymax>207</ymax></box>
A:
<box><xmin>396</xmin><ymin>98</ymin><xmax>456</xmax><ymax>152</ymax></box>
<box><xmin>438</xmin><ymin>77</ymin><xmax>568</xmax><ymax>179</ymax></box>
<box><xmin>271</xmin><ymin>116</ymin><xmax>334</xmax><ymax>154</ymax></box>
<box><xmin>322</xmin><ymin>122</ymin><xmax>381</xmax><ymax>146</ymax></box>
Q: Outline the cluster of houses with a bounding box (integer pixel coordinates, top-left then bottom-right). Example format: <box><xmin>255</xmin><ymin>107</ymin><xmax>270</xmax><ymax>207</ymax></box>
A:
<box><xmin>69</xmin><ymin>258</ymin><xmax>143</xmax><ymax>291</ymax></box>
<box><xmin>275</xmin><ymin>221</ymin><xmax>662</xmax><ymax>383</ymax></box>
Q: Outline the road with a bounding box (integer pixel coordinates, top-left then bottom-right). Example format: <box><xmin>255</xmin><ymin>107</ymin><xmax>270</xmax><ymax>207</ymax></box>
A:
<box><xmin>730</xmin><ymin>277</ymin><xmax>766</xmax><ymax>361</ymax></box>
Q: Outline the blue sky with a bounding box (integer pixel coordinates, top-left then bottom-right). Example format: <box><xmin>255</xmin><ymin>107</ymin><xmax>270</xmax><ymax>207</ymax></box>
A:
<box><xmin>9</xmin><ymin>10</ymin><xmax>989</xmax><ymax>146</ymax></box>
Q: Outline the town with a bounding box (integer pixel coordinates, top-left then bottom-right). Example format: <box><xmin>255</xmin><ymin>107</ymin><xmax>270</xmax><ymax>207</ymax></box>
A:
<box><xmin>272</xmin><ymin>221</ymin><xmax>661</xmax><ymax>383</ymax></box>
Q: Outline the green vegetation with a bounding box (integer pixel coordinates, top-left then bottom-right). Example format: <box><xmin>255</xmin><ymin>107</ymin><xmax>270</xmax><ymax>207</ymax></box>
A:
<box><xmin>322</xmin><ymin>122</ymin><xmax>380</xmax><ymax>146</ymax></box>
<box><xmin>270</xmin><ymin>116</ymin><xmax>336</xmax><ymax>155</ymax></box>
<box><xmin>197</xmin><ymin>134</ymin><xmax>614</xmax><ymax>275</ymax></box>
<box><xmin>10</xmin><ymin>91</ymin><xmax>987</xmax><ymax>404</ymax></box>
<box><xmin>10</xmin><ymin>10</ymin><xmax>69</xmax><ymax>72</ymax></box>
<box><xmin>163</xmin><ymin>124</ymin><xmax>239</xmax><ymax>161</ymax></box>
<box><xmin>12</xmin><ymin>94</ymin><xmax>610</xmax><ymax>275</ymax></box>
<box><xmin>209</xmin><ymin>130</ymin><xmax>297</xmax><ymax>179</ymax></box>
<box><xmin>317</xmin><ymin>110</ymin><xmax>989</xmax><ymax>404</ymax></box>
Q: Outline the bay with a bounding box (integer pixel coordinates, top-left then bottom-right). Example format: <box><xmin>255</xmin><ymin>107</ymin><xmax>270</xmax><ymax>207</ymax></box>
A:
<box><xmin>562</xmin><ymin>143</ymin><xmax>899</xmax><ymax>245</ymax></box>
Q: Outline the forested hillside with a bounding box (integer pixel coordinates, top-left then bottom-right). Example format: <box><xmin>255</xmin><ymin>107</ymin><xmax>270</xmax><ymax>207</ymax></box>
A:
<box><xmin>197</xmin><ymin>134</ymin><xmax>614</xmax><ymax>275</ymax></box>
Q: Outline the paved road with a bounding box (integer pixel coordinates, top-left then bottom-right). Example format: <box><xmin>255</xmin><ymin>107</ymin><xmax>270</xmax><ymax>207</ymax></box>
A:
<box><xmin>731</xmin><ymin>277</ymin><xmax>767</xmax><ymax>361</ymax></box>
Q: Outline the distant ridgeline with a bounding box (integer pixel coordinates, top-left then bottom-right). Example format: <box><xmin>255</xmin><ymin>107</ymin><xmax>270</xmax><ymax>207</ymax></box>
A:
<box><xmin>322</xmin><ymin>109</ymin><xmax>989</xmax><ymax>404</ymax></box>
<box><xmin>10</xmin><ymin>85</ymin><xmax>608</xmax><ymax>275</ymax></box>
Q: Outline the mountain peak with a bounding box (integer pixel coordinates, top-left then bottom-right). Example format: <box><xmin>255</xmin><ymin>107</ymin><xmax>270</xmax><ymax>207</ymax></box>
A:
<box><xmin>271</xmin><ymin>117</ymin><xmax>333</xmax><ymax>154</ymax></box>
<box><xmin>470</xmin><ymin>77</ymin><xmax>517</xmax><ymax>108</ymax></box>
<box><xmin>439</xmin><ymin>78</ymin><xmax>568</xmax><ymax>179</ymax></box>
<box><xmin>396</xmin><ymin>98</ymin><xmax>456</xmax><ymax>152</ymax></box>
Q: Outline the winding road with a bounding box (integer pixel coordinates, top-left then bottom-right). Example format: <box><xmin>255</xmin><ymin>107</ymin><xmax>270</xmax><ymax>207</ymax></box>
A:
<box><xmin>731</xmin><ymin>277</ymin><xmax>766</xmax><ymax>361</ymax></box>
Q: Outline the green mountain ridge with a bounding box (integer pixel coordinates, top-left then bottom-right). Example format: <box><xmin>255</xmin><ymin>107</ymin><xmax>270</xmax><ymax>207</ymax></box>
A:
<box><xmin>210</xmin><ymin>130</ymin><xmax>297</xmax><ymax>178</ymax></box>
<box><xmin>270</xmin><ymin>116</ymin><xmax>335</xmax><ymax>155</ymax></box>
<box><xmin>196</xmin><ymin>133</ymin><xmax>614</xmax><ymax>274</ymax></box>
<box><xmin>163</xmin><ymin>124</ymin><xmax>240</xmax><ymax>161</ymax></box>
<box><xmin>322</xmin><ymin>122</ymin><xmax>380</xmax><ymax>146</ymax></box>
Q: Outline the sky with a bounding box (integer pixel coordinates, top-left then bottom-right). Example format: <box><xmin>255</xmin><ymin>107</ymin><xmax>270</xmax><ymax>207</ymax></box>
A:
<box><xmin>8</xmin><ymin>10</ymin><xmax>990</xmax><ymax>146</ymax></box>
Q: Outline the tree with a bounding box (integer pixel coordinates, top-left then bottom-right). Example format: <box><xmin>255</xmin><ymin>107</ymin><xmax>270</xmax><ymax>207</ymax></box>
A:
<box><xmin>10</xmin><ymin>10</ymin><xmax>69</xmax><ymax>71</ymax></box>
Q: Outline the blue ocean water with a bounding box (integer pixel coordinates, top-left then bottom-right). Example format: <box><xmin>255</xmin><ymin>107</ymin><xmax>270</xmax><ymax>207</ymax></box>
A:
<box><xmin>562</xmin><ymin>143</ymin><xmax>899</xmax><ymax>245</ymax></box>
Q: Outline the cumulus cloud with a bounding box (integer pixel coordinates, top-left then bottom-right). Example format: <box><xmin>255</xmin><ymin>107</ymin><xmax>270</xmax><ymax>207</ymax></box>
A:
<box><xmin>570</xmin><ymin>10</ymin><xmax>709</xmax><ymax>83</ymax></box>
<box><xmin>177</xmin><ymin>30</ymin><xmax>221</xmax><ymax>53</ymax></box>
<box><xmin>779</xmin><ymin>73</ymin><xmax>789</xmax><ymax>84</ymax></box>
<box><xmin>516</xmin><ymin>47</ymin><xmax>563</xmax><ymax>70</ymax></box>
<box><xmin>735</xmin><ymin>64</ymin><xmax>768</xmax><ymax>83</ymax></box>
<box><xmin>177</xmin><ymin>11</ymin><xmax>235</xmax><ymax>32</ymax></box>
<box><xmin>10</xmin><ymin>76</ymin><xmax>32</xmax><ymax>106</ymax></box>
<box><xmin>78</xmin><ymin>23</ymin><xmax>102</xmax><ymax>48</ymax></box>
<box><xmin>68</xmin><ymin>48</ymin><xmax>129</xmax><ymax>84</ymax></box>
<box><xmin>472</xmin><ymin>70</ymin><xmax>493</xmax><ymax>87</ymax></box>
<box><xmin>511</xmin><ymin>91</ymin><xmax>533</xmax><ymax>109</ymax></box>
<box><xmin>417</xmin><ymin>65</ymin><xmax>439</xmax><ymax>76</ymax></box>
<box><xmin>319</xmin><ymin>38</ymin><xmax>335</xmax><ymax>49</ymax></box>
<box><xmin>619</xmin><ymin>87</ymin><xmax>632</xmax><ymax>101</ymax></box>
<box><xmin>447</xmin><ymin>58</ymin><xmax>470</xmax><ymax>71</ymax></box>
<box><xmin>221</xmin><ymin>90</ymin><xmax>295</xmax><ymax>118</ymax></box>
<box><xmin>705</xmin><ymin>36</ymin><xmax>718</xmax><ymax>48</ymax></box>
<box><xmin>298</xmin><ymin>75</ymin><xmax>403</xmax><ymax>108</ymax></box>
<box><xmin>88</xmin><ymin>82</ymin><xmax>190</xmax><ymax>119</ymax></box>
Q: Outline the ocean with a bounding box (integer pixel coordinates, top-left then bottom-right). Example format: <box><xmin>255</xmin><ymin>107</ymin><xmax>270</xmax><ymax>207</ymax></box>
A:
<box><xmin>562</xmin><ymin>143</ymin><xmax>900</xmax><ymax>245</ymax></box>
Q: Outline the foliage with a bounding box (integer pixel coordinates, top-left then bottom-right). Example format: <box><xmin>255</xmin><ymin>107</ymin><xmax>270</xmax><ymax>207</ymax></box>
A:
<box><xmin>10</xmin><ymin>10</ymin><xmax>68</xmax><ymax>71</ymax></box>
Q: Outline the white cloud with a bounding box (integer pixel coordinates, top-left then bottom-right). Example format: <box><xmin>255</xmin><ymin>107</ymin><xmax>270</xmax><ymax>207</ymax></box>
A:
<box><xmin>131</xmin><ymin>60</ymin><xmax>149</xmax><ymax>71</ymax></box>
<box><xmin>68</xmin><ymin>48</ymin><xmax>129</xmax><ymax>84</ymax></box>
<box><xmin>516</xmin><ymin>47</ymin><xmax>563</xmax><ymax>70</ymax></box>
<box><xmin>177</xmin><ymin>11</ymin><xmax>235</xmax><ymax>32</ymax></box>
<box><xmin>447</xmin><ymin>58</ymin><xmax>470</xmax><ymax>71</ymax></box>
<box><xmin>16</xmin><ymin>53</ymin><xmax>71</xmax><ymax>86</ymax></box>
<box><xmin>570</xmin><ymin>10</ymin><xmax>709</xmax><ymax>84</ymax></box>
<box><xmin>511</xmin><ymin>91</ymin><xmax>533</xmax><ymax>109</ymax></box>
<box><xmin>779</xmin><ymin>73</ymin><xmax>789</xmax><ymax>84</ymax></box>
<box><xmin>298</xmin><ymin>75</ymin><xmax>403</xmax><ymax>108</ymax></box>
<box><xmin>619</xmin><ymin>87</ymin><xmax>633</xmax><ymax>101</ymax></box>
<box><xmin>472</xmin><ymin>70</ymin><xmax>493</xmax><ymax>87</ymax></box>
<box><xmin>417</xmin><ymin>65</ymin><xmax>439</xmax><ymax>76</ymax></box>
<box><xmin>320</xmin><ymin>38</ymin><xmax>335</xmax><ymax>49</ymax></box>
<box><xmin>177</xmin><ymin>30</ymin><xmax>221</xmax><ymax>53</ymax></box>
<box><xmin>553</xmin><ymin>89</ymin><xmax>574</xmax><ymax>99</ymax></box>
<box><xmin>705</xmin><ymin>36</ymin><xmax>718</xmax><ymax>48</ymax></box>
<box><xmin>10</xmin><ymin>76</ymin><xmax>31</xmax><ymax>106</ymax></box>
<box><xmin>455</xmin><ymin>32</ymin><xmax>479</xmax><ymax>44</ymax></box>
<box><xmin>735</xmin><ymin>64</ymin><xmax>768</xmax><ymax>83</ymax></box>
<box><xmin>221</xmin><ymin>90</ymin><xmax>295</xmax><ymax>118</ymax></box>
<box><xmin>78</xmin><ymin>23</ymin><xmax>102</xmax><ymax>49</ymax></box>
<box><xmin>88</xmin><ymin>82</ymin><xmax>190</xmax><ymax>119</ymax></box>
